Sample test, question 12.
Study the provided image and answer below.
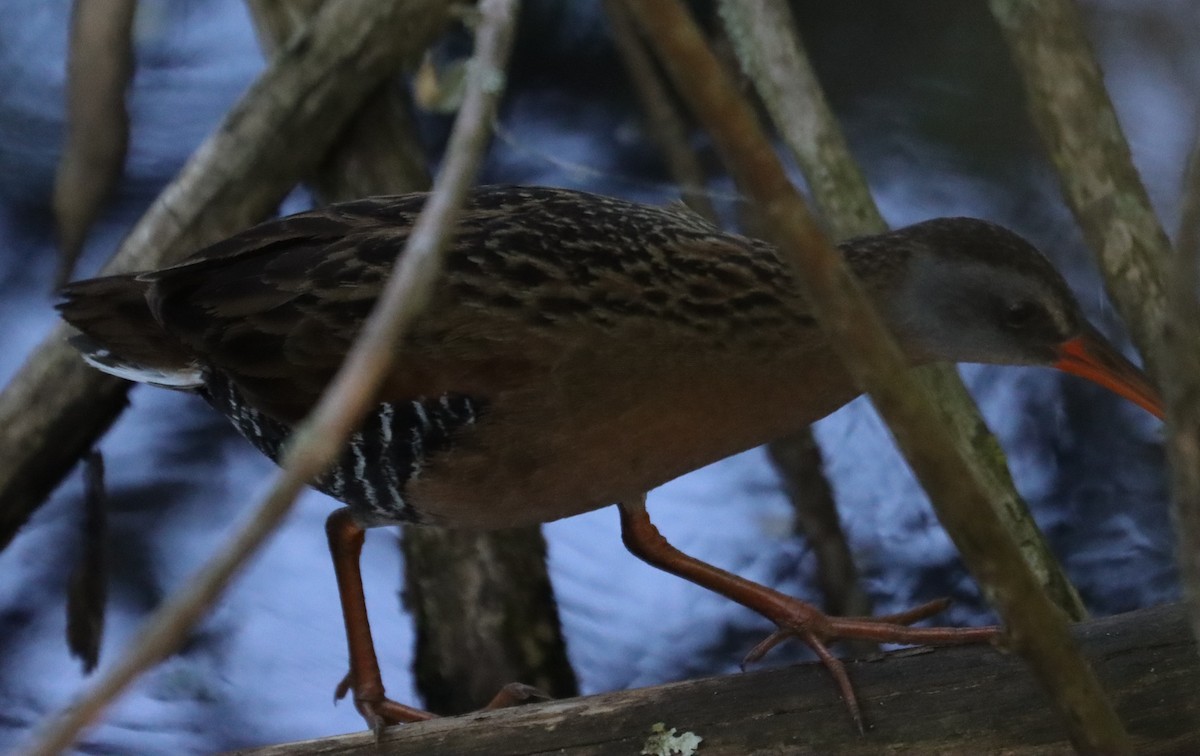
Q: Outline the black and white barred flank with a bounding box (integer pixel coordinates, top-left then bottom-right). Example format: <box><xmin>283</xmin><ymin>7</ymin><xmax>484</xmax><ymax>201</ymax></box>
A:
<box><xmin>201</xmin><ymin>371</ymin><xmax>481</xmax><ymax>525</ymax></box>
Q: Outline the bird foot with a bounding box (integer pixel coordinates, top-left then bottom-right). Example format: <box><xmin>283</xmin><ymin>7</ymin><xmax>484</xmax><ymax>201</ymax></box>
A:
<box><xmin>742</xmin><ymin>597</ymin><xmax>999</xmax><ymax>733</ymax></box>
<box><xmin>334</xmin><ymin>672</ymin><xmax>436</xmax><ymax>735</ymax></box>
<box><xmin>334</xmin><ymin>674</ymin><xmax>550</xmax><ymax>734</ymax></box>
<box><xmin>483</xmin><ymin>682</ymin><xmax>552</xmax><ymax>710</ymax></box>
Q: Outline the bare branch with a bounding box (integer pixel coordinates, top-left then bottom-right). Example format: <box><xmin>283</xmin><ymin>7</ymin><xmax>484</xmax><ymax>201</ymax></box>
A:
<box><xmin>603</xmin><ymin>0</ymin><xmax>715</xmax><ymax>220</ymax></box>
<box><xmin>54</xmin><ymin>0</ymin><xmax>137</xmax><ymax>288</ymax></box>
<box><xmin>65</xmin><ymin>450</ymin><xmax>107</xmax><ymax>674</ymax></box>
<box><xmin>718</xmin><ymin>0</ymin><xmax>1086</xmax><ymax>621</ymax></box>
<box><xmin>766</xmin><ymin>433</ymin><xmax>873</xmax><ymax>626</ymax></box>
<box><xmin>249</xmin><ymin>0</ymin><xmax>575</xmax><ymax>713</ymax></box>
<box><xmin>236</xmin><ymin>602</ymin><xmax>1198</xmax><ymax>756</ymax></box>
<box><xmin>15</xmin><ymin>0</ymin><xmax>526</xmax><ymax>752</ymax></box>
<box><xmin>987</xmin><ymin>0</ymin><xmax>1169</xmax><ymax>377</ymax></box>
<box><xmin>246</xmin><ymin>0</ymin><xmax>432</xmax><ymax>201</ymax></box>
<box><xmin>716</xmin><ymin>1</ymin><xmax>881</xmax><ymax>243</ymax></box>
<box><xmin>618</xmin><ymin>0</ymin><xmax>877</xmax><ymax>636</ymax></box>
<box><xmin>1165</xmin><ymin>130</ymin><xmax>1200</xmax><ymax>647</ymax></box>
<box><xmin>627</xmin><ymin>1</ymin><xmax>1129</xmax><ymax>750</ymax></box>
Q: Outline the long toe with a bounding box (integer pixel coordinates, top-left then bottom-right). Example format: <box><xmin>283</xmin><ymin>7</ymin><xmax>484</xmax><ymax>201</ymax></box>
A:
<box><xmin>745</xmin><ymin>597</ymin><xmax>1000</xmax><ymax>732</ymax></box>
<box><xmin>333</xmin><ymin>671</ymin><xmax>436</xmax><ymax>731</ymax></box>
<box><xmin>484</xmin><ymin>682</ymin><xmax>552</xmax><ymax>710</ymax></box>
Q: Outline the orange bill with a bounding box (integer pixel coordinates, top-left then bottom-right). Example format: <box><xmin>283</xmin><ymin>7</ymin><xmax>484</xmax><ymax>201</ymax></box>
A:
<box><xmin>1053</xmin><ymin>325</ymin><xmax>1163</xmax><ymax>419</ymax></box>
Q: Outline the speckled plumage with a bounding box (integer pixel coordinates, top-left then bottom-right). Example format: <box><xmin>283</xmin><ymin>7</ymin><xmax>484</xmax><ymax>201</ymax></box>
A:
<box><xmin>58</xmin><ymin>185</ymin><xmax>1089</xmax><ymax>529</ymax></box>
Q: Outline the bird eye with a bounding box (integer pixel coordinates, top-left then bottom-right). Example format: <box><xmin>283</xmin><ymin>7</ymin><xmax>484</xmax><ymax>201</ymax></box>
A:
<box><xmin>1003</xmin><ymin>301</ymin><xmax>1041</xmax><ymax>330</ymax></box>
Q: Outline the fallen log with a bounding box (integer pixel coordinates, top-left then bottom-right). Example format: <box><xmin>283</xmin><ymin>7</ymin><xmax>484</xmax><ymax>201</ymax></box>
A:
<box><xmin>234</xmin><ymin>601</ymin><xmax>1199</xmax><ymax>755</ymax></box>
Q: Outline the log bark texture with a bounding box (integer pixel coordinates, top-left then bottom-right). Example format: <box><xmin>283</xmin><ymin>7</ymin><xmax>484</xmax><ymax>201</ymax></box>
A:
<box><xmin>234</xmin><ymin>602</ymin><xmax>1199</xmax><ymax>755</ymax></box>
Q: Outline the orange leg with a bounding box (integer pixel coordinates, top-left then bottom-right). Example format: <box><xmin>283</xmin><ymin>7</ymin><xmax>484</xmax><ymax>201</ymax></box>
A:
<box><xmin>326</xmin><ymin>509</ymin><xmax>549</xmax><ymax>732</ymax></box>
<box><xmin>326</xmin><ymin>508</ymin><xmax>435</xmax><ymax>731</ymax></box>
<box><xmin>617</xmin><ymin>497</ymin><xmax>998</xmax><ymax>731</ymax></box>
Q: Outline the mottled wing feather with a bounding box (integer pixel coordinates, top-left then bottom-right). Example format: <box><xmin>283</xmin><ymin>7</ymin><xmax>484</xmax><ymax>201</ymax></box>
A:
<box><xmin>138</xmin><ymin>186</ymin><xmax>820</xmax><ymax>423</ymax></box>
<box><xmin>143</xmin><ymin>202</ymin><xmax>412</xmax><ymax>421</ymax></box>
<box><xmin>141</xmin><ymin>192</ymin><xmax>541</xmax><ymax>423</ymax></box>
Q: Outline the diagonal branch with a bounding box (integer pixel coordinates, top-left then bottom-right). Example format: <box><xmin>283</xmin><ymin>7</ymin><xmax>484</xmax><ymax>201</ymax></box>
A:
<box><xmin>606</xmin><ymin>0</ymin><xmax>869</xmax><ymax>629</ymax></box>
<box><xmin>626</xmin><ymin>1</ymin><xmax>1129</xmax><ymax>751</ymax></box>
<box><xmin>246</xmin><ymin>0</ymin><xmax>432</xmax><ymax>201</ymax></box>
<box><xmin>247</xmin><ymin>0</ymin><xmax>577</xmax><ymax>713</ymax></box>
<box><xmin>717</xmin><ymin>0</ymin><xmax>1086</xmax><ymax>620</ymax></box>
<box><xmin>1166</xmin><ymin>130</ymin><xmax>1200</xmax><ymax>647</ymax></box>
<box><xmin>989</xmin><ymin>0</ymin><xmax>1199</xmax><ymax>668</ymax></box>
<box><xmin>602</xmin><ymin>0</ymin><xmax>715</xmax><ymax>220</ymax></box>
<box><xmin>18</xmin><ymin>0</ymin><xmax>521</xmax><ymax>753</ymax></box>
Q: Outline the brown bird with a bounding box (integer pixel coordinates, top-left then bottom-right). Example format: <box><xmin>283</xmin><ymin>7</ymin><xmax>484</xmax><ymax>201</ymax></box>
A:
<box><xmin>58</xmin><ymin>185</ymin><xmax>1163</xmax><ymax>730</ymax></box>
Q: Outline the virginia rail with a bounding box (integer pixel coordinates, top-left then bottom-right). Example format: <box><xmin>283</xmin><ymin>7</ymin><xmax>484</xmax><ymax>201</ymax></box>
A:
<box><xmin>58</xmin><ymin>185</ymin><xmax>1163</xmax><ymax>730</ymax></box>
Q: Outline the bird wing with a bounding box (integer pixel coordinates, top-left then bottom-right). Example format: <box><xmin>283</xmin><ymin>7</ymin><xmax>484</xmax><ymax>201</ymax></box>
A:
<box><xmin>142</xmin><ymin>187</ymin><xmax>817</xmax><ymax>424</ymax></box>
<box><xmin>144</xmin><ymin>195</ymin><xmax>538</xmax><ymax>423</ymax></box>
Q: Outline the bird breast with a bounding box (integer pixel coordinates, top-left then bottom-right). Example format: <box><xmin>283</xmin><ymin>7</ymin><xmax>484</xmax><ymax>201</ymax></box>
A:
<box><xmin>403</xmin><ymin>332</ymin><xmax>859</xmax><ymax>529</ymax></box>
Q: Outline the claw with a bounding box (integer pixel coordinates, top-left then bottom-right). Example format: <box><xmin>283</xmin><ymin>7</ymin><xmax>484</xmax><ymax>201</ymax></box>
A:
<box><xmin>741</xmin><ymin>629</ymin><xmax>790</xmax><ymax>669</ymax></box>
<box><xmin>334</xmin><ymin>673</ymin><xmax>351</xmax><ymax>703</ymax></box>
<box><xmin>334</xmin><ymin>668</ymin><xmax>436</xmax><ymax>728</ymax></box>
<box><xmin>485</xmin><ymin>682</ymin><xmax>551</xmax><ymax>710</ymax></box>
<box><xmin>868</xmin><ymin>598</ymin><xmax>952</xmax><ymax>626</ymax></box>
<box><xmin>619</xmin><ymin>504</ymin><xmax>1000</xmax><ymax>734</ymax></box>
<box><xmin>737</xmin><ymin>596</ymin><xmax>999</xmax><ymax>731</ymax></box>
<box><xmin>336</xmin><ymin>667</ymin><xmax>544</xmax><ymax>730</ymax></box>
<box><xmin>804</xmin><ymin>630</ymin><xmax>864</xmax><ymax>735</ymax></box>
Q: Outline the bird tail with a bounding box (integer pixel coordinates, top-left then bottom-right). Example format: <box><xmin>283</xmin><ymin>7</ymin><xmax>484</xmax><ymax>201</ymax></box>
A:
<box><xmin>57</xmin><ymin>274</ymin><xmax>203</xmax><ymax>389</ymax></box>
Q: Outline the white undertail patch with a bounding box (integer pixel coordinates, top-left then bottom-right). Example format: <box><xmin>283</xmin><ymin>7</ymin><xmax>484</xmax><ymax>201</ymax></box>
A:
<box><xmin>80</xmin><ymin>351</ymin><xmax>203</xmax><ymax>389</ymax></box>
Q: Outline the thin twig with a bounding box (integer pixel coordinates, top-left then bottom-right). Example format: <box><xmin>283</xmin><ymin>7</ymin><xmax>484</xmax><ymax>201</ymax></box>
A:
<box><xmin>626</xmin><ymin>2</ymin><xmax>1129</xmax><ymax>751</ymax></box>
<box><xmin>249</xmin><ymin>0</ymin><xmax>575</xmax><ymax>713</ymax></box>
<box><xmin>54</xmin><ymin>0</ymin><xmax>137</xmax><ymax>288</ymax></box>
<box><xmin>603</xmin><ymin>0</ymin><xmax>716</xmax><ymax>220</ymax></box>
<box><xmin>0</xmin><ymin>0</ymin><xmax>453</xmax><ymax>555</ymax></box>
<box><xmin>717</xmin><ymin>0</ymin><xmax>1086</xmax><ymax>620</ymax></box>
<box><xmin>246</xmin><ymin>0</ymin><xmax>431</xmax><ymax>202</ymax></box>
<box><xmin>1166</xmin><ymin>130</ymin><xmax>1200</xmax><ymax>647</ymax></box>
<box><xmin>607</xmin><ymin>0</ymin><xmax>866</xmax><ymax>631</ymax></box>
<box><xmin>18</xmin><ymin>1</ymin><xmax>520</xmax><ymax>752</ymax></box>
<box><xmin>65</xmin><ymin>450</ymin><xmax>107</xmax><ymax>673</ymax></box>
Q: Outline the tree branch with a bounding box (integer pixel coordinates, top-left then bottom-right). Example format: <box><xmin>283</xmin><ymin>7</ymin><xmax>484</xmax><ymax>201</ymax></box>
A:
<box><xmin>1165</xmin><ymin>130</ymin><xmax>1200</xmax><ymax>647</ymax></box>
<box><xmin>989</xmin><ymin>0</ymin><xmax>1200</xmax><ymax>668</ymax></box>
<box><xmin>17</xmin><ymin>1</ymin><xmax>521</xmax><ymax>752</ymax></box>
<box><xmin>626</xmin><ymin>1</ymin><xmax>1129</xmax><ymax>750</ymax></box>
<box><xmin>246</xmin><ymin>0</ymin><xmax>432</xmax><ymax>201</ymax></box>
<box><xmin>236</xmin><ymin>602</ymin><xmax>1200</xmax><ymax>755</ymax></box>
<box><xmin>605</xmin><ymin>0</ymin><xmax>868</xmax><ymax>630</ymax></box>
<box><xmin>247</xmin><ymin>0</ymin><xmax>575</xmax><ymax>712</ymax></box>
<box><xmin>0</xmin><ymin>0</ymin><xmax>453</xmax><ymax>553</ymax></box>
<box><xmin>602</xmin><ymin>0</ymin><xmax>715</xmax><ymax>219</ymax></box>
<box><xmin>987</xmin><ymin>0</ymin><xmax>1169</xmax><ymax>377</ymax></box>
<box><xmin>716</xmin><ymin>0</ymin><xmax>1087</xmax><ymax>621</ymax></box>
<box><xmin>53</xmin><ymin>0</ymin><xmax>137</xmax><ymax>287</ymax></box>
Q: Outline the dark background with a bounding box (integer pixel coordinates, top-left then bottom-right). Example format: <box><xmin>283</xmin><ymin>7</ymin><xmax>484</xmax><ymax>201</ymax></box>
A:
<box><xmin>0</xmin><ymin>0</ymin><xmax>1191</xmax><ymax>752</ymax></box>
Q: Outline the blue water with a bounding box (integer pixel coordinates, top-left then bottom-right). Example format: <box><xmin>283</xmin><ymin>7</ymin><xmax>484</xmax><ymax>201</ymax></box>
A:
<box><xmin>0</xmin><ymin>0</ymin><xmax>1189</xmax><ymax>752</ymax></box>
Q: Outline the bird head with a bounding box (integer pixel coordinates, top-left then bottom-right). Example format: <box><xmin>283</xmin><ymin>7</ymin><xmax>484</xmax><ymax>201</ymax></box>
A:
<box><xmin>860</xmin><ymin>217</ymin><xmax>1163</xmax><ymax>419</ymax></box>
